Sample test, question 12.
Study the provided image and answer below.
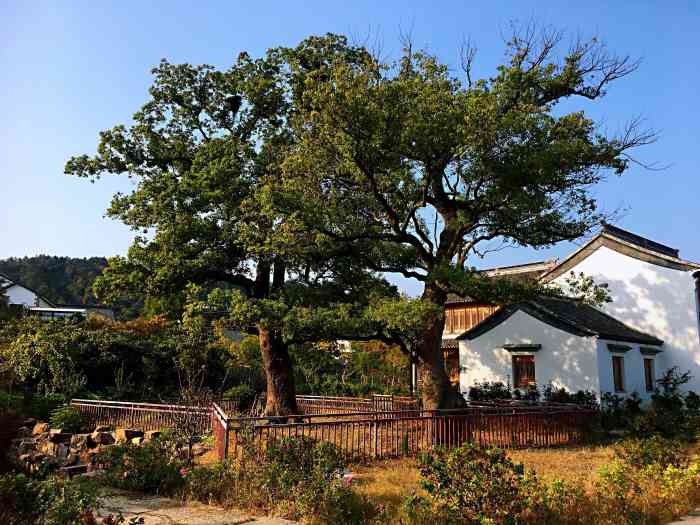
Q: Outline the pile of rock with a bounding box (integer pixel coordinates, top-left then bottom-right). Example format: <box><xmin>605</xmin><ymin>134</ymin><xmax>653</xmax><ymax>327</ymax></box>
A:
<box><xmin>8</xmin><ymin>419</ymin><xmax>163</xmax><ymax>476</ymax></box>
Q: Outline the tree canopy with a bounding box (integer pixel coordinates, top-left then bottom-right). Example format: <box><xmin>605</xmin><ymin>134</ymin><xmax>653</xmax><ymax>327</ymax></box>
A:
<box><xmin>281</xmin><ymin>27</ymin><xmax>653</xmax><ymax>408</ymax></box>
<box><xmin>66</xmin><ymin>28</ymin><xmax>652</xmax><ymax>411</ymax></box>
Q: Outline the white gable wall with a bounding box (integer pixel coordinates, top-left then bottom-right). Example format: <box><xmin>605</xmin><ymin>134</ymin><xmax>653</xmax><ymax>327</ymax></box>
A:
<box><xmin>5</xmin><ymin>284</ymin><xmax>52</xmax><ymax>308</ymax></box>
<box><xmin>459</xmin><ymin>310</ymin><xmax>600</xmax><ymax>396</ymax></box>
<box><xmin>553</xmin><ymin>246</ymin><xmax>700</xmax><ymax>392</ymax></box>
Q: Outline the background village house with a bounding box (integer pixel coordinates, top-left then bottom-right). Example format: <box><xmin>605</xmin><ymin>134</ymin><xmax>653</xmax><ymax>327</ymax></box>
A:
<box><xmin>0</xmin><ymin>272</ymin><xmax>114</xmax><ymax>320</ymax></box>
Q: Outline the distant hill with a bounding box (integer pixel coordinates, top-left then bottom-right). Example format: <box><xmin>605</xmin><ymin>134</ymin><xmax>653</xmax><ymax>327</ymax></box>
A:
<box><xmin>0</xmin><ymin>255</ymin><xmax>108</xmax><ymax>306</ymax></box>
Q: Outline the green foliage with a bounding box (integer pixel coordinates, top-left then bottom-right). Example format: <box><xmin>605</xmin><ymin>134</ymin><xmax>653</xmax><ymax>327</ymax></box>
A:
<box><xmin>403</xmin><ymin>440</ymin><xmax>700</xmax><ymax>525</ymax></box>
<box><xmin>468</xmin><ymin>381</ymin><xmax>512</xmax><ymax>401</ymax></box>
<box><xmin>541</xmin><ymin>384</ymin><xmax>599</xmax><ymax>408</ymax></box>
<box><xmin>563</xmin><ymin>272</ymin><xmax>612</xmax><ymax>306</ymax></box>
<box><xmin>283</xmin><ymin>27</ymin><xmax>652</xmax><ymax>308</ymax></box>
<box><xmin>97</xmin><ymin>436</ymin><xmax>185</xmax><ymax>495</ymax></box>
<box><xmin>467</xmin><ymin>381</ymin><xmax>598</xmax><ymax>408</ymax></box>
<box><xmin>0</xmin><ymin>391</ymin><xmax>65</xmax><ymax>420</ymax></box>
<box><xmin>49</xmin><ymin>405</ymin><xmax>84</xmax><ymax>433</ymax></box>
<box><xmin>182</xmin><ymin>436</ymin><xmax>376</xmax><ymax>524</ymax></box>
<box><xmin>613</xmin><ymin>436</ymin><xmax>685</xmax><ymax>469</ymax></box>
<box><xmin>600</xmin><ymin>392</ymin><xmax>643</xmax><ymax>430</ymax></box>
<box><xmin>291</xmin><ymin>342</ymin><xmax>411</xmax><ymax>397</ymax></box>
<box><xmin>0</xmin><ymin>472</ymin><xmax>99</xmax><ymax>525</ymax></box>
<box><xmin>603</xmin><ymin>368</ymin><xmax>700</xmax><ymax>439</ymax></box>
<box><xmin>411</xmin><ymin>444</ymin><xmax>539</xmax><ymax>524</ymax></box>
<box><xmin>0</xmin><ymin>314</ymin><xmax>241</xmax><ymax>402</ymax></box>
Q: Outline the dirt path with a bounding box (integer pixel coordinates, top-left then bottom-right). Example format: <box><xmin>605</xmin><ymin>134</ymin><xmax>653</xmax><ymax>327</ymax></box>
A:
<box><xmin>98</xmin><ymin>493</ymin><xmax>294</xmax><ymax>525</ymax></box>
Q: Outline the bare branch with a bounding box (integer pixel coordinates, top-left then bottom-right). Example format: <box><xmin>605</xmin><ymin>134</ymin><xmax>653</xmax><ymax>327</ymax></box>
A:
<box><xmin>459</xmin><ymin>36</ymin><xmax>477</xmax><ymax>87</ymax></box>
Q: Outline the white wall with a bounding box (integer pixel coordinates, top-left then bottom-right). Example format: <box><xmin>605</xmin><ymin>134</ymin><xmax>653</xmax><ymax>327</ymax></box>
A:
<box><xmin>5</xmin><ymin>284</ymin><xmax>51</xmax><ymax>308</ymax></box>
<box><xmin>459</xmin><ymin>309</ymin><xmax>600</xmax><ymax>396</ymax></box>
<box><xmin>553</xmin><ymin>246</ymin><xmax>700</xmax><ymax>392</ymax></box>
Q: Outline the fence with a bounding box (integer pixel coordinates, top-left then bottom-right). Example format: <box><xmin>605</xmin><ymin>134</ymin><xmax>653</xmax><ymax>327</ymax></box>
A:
<box><xmin>71</xmin><ymin>394</ymin><xmax>418</xmax><ymax>431</ymax></box>
<box><xmin>296</xmin><ymin>394</ymin><xmax>418</xmax><ymax>415</ymax></box>
<box><xmin>223</xmin><ymin>405</ymin><xmax>595</xmax><ymax>461</ymax></box>
<box><xmin>70</xmin><ymin>397</ymin><xmax>595</xmax><ymax>462</ymax></box>
<box><xmin>70</xmin><ymin>399</ymin><xmax>211</xmax><ymax>433</ymax></box>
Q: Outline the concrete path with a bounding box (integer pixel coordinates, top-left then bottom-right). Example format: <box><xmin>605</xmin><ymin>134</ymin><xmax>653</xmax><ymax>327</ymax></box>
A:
<box><xmin>98</xmin><ymin>493</ymin><xmax>294</xmax><ymax>525</ymax></box>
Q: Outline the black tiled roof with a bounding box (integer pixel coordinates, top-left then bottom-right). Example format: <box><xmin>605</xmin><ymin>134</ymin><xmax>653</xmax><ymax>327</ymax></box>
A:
<box><xmin>458</xmin><ymin>296</ymin><xmax>663</xmax><ymax>346</ymax></box>
<box><xmin>602</xmin><ymin>222</ymin><xmax>679</xmax><ymax>258</ymax></box>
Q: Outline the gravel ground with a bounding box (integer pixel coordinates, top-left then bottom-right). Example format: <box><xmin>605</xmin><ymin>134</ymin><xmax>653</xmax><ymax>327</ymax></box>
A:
<box><xmin>98</xmin><ymin>493</ymin><xmax>294</xmax><ymax>525</ymax></box>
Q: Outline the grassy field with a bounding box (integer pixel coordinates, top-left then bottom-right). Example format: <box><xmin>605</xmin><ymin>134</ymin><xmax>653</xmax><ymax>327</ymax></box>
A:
<box><xmin>351</xmin><ymin>443</ymin><xmax>618</xmax><ymax>521</ymax></box>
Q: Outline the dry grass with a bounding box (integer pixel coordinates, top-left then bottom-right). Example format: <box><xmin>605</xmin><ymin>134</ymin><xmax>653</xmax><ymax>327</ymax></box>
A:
<box><xmin>351</xmin><ymin>443</ymin><xmax>617</xmax><ymax>521</ymax></box>
<box><xmin>509</xmin><ymin>443</ymin><xmax>615</xmax><ymax>487</ymax></box>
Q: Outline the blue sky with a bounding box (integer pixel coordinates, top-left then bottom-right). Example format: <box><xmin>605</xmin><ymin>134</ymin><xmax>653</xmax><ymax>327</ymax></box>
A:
<box><xmin>1</xmin><ymin>1</ymin><xmax>698</xmax><ymax>296</ymax></box>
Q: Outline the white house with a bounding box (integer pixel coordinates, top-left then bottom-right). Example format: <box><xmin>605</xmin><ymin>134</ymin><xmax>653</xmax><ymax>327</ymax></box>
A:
<box><xmin>0</xmin><ymin>272</ymin><xmax>114</xmax><ymax>319</ymax></box>
<box><xmin>0</xmin><ymin>272</ymin><xmax>54</xmax><ymax>308</ymax></box>
<box><xmin>456</xmin><ymin>224</ymin><xmax>700</xmax><ymax>399</ymax></box>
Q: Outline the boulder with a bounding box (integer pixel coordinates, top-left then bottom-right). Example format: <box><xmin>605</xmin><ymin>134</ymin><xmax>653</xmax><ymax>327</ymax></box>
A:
<box><xmin>17</xmin><ymin>439</ymin><xmax>37</xmax><ymax>454</ymax></box>
<box><xmin>70</xmin><ymin>433</ymin><xmax>91</xmax><ymax>450</ymax></box>
<box><xmin>32</xmin><ymin>422</ymin><xmax>50</xmax><ymax>435</ymax></box>
<box><xmin>130</xmin><ymin>436</ymin><xmax>145</xmax><ymax>446</ymax></box>
<box><xmin>49</xmin><ymin>431</ymin><xmax>72</xmax><ymax>444</ymax></box>
<box><xmin>114</xmin><ymin>428</ymin><xmax>144</xmax><ymax>443</ymax></box>
<box><xmin>55</xmin><ymin>443</ymin><xmax>69</xmax><ymax>459</ymax></box>
<box><xmin>16</xmin><ymin>426</ymin><xmax>32</xmax><ymax>438</ymax></box>
<box><xmin>61</xmin><ymin>453</ymin><xmax>79</xmax><ymax>467</ymax></box>
<box><xmin>90</xmin><ymin>431</ymin><xmax>115</xmax><ymax>446</ymax></box>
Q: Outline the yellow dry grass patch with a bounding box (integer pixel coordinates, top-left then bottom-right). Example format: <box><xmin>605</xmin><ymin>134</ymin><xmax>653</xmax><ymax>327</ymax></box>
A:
<box><xmin>509</xmin><ymin>443</ymin><xmax>615</xmax><ymax>487</ymax></box>
<box><xmin>351</xmin><ymin>443</ymin><xmax>616</xmax><ymax>520</ymax></box>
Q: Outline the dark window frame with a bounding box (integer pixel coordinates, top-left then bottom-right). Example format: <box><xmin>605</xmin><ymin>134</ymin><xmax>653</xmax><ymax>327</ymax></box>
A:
<box><xmin>612</xmin><ymin>355</ymin><xmax>625</xmax><ymax>393</ymax></box>
<box><xmin>512</xmin><ymin>354</ymin><xmax>536</xmax><ymax>389</ymax></box>
<box><xmin>644</xmin><ymin>358</ymin><xmax>655</xmax><ymax>392</ymax></box>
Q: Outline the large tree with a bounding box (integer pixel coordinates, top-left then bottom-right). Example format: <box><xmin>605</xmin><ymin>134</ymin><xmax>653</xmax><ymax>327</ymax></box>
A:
<box><xmin>66</xmin><ymin>35</ymin><xmax>392</xmax><ymax>416</ymax></box>
<box><xmin>282</xmin><ymin>27</ymin><xmax>655</xmax><ymax>409</ymax></box>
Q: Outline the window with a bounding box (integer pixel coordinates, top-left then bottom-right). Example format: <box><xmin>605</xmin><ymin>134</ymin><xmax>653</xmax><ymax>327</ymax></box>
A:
<box><xmin>512</xmin><ymin>355</ymin><xmax>536</xmax><ymax>388</ymax></box>
<box><xmin>612</xmin><ymin>355</ymin><xmax>625</xmax><ymax>392</ymax></box>
<box><xmin>644</xmin><ymin>358</ymin><xmax>655</xmax><ymax>392</ymax></box>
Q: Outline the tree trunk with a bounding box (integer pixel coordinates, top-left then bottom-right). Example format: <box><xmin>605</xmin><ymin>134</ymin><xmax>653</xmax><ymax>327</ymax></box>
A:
<box><xmin>258</xmin><ymin>324</ymin><xmax>299</xmax><ymax>417</ymax></box>
<box><xmin>416</xmin><ymin>283</ymin><xmax>467</xmax><ymax>410</ymax></box>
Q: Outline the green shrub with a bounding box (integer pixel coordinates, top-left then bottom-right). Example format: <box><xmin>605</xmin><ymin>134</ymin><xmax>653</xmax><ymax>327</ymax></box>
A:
<box><xmin>401</xmin><ymin>441</ymin><xmax>700</xmax><ymax>525</ymax></box>
<box><xmin>49</xmin><ymin>405</ymin><xmax>84</xmax><ymax>432</ymax></box>
<box><xmin>222</xmin><ymin>384</ymin><xmax>256</xmax><ymax>411</ymax></box>
<box><xmin>97</xmin><ymin>436</ymin><xmax>185</xmax><ymax>495</ymax></box>
<box><xmin>468</xmin><ymin>381</ymin><xmax>511</xmax><ymax>401</ymax></box>
<box><xmin>542</xmin><ymin>385</ymin><xmax>599</xmax><ymax>408</ymax></box>
<box><xmin>181</xmin><ymin>436</ymin><xmax>376</xmax><ymax>524</ymax></box>
<box><xmin>0</xmin><ymin>472</ymin><xmax>100</xmax><ymax>525</ymax></box>
<box><xmin>614</xmin><ymin>436</ymin><xmax>685</xmax><ymax>469</ymax></box>
<box><xmin>408</xmin><ymin>443</ymin><xmax>540</xmax><ymax>524</ymax></box>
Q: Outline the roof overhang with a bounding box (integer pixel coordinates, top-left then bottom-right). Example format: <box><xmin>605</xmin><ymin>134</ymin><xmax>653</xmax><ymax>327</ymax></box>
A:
<box><xmin>541</xmin><ymin>231</ymin><xmax>700</xmax><ymax>283</ymax></box>
<box><xmin>503</xmin><ymin>344</ymin><xmax>541</xmax><ymax>352</ymax></box>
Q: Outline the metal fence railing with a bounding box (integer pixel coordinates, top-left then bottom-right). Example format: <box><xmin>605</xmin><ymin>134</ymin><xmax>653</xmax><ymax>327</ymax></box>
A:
<box><xmin>296</xmin><ymin>394</ymin><xmax>418</xmax><ymax>415</ymax></box>
<box><xmin>70</xmin><ymin>399</ymin><xmax>211</xmax><ymax>433</ymax></box>
<box><xmin>224</xmin><ymin>405</ymin><xmax>595</xmax><ymax>461</ymax></box>
<box><xmin>71</xmin><ymin>397</ymin><xmax>595</xmax><ymax>461</ymax></box>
